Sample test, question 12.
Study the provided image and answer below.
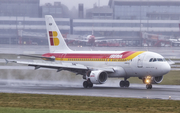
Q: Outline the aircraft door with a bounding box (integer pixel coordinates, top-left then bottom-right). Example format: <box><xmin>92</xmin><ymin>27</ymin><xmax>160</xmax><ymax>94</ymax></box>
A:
<box><xmin>137</xmin><ymin>54</ymin><xmax>145</xmax><ymax>68</ymax></box>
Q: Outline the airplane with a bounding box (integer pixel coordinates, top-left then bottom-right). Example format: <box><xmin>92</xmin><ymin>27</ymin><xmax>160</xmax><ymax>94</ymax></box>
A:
<box><xmin>142</xmin><ymin>24</ymin><xmax>180</xmax><ymax>47</ymax></box>
<box><xmin>6</xmin><ymin>15</ymin><xmax>171</xmax><ymax>89</ymax></box>
<box><xmin>65</xmin><ymin>32</ymin><xmax>122</xmax><ymax>46</ymax></box>
<box><xmin>65</xmin><ymin>35</ymin><xmax>95</xmax><ymax>46</ymax></box>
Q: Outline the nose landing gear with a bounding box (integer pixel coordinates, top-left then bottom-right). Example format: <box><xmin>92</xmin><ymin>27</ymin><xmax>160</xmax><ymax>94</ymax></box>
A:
<box><xmin>146</xmin><ymin>84</ymin><xmax>152</xmax><ymax>89</ymax></box>
<box><xmin>143</xmin><ymin>76</ymin><xmax>152</xmax><ymax>89</ymax></box>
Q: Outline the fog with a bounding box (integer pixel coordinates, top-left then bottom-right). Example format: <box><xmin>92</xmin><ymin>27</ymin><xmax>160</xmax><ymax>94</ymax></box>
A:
<box><xmin>0</xmin><ymin>68</ymin><xmax>121</xmax><ymax>87</ymax></box>
<box><xmin>0</xmin><ymin>69</ymin><xmax>83</xmax><ymax>86</ymax></box>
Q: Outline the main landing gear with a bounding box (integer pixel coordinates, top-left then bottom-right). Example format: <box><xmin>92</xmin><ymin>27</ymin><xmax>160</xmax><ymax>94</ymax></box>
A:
<box><xmin>83</xmin><ymin>80</ymin><xmax>93</xmax><ymax>88</ymax></box>
<box><xmin>119</xmin><ymin>78</ymin><xmax>130</xmax><ymax>88</ymax></box>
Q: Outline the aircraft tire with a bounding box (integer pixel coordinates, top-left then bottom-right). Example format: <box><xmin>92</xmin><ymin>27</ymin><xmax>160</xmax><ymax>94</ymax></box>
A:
<box><xmin>83</xmin><ymin>81</ymin><xmax>88</xmax><ymax>88</ymax></box>
<box><xmin>88</xmin><ymin>83</ymin><xmax>93</xmax><ymax>88</ymax></box>
<box><xmin>146</xmin><ymin>84</ymin><xmax>152</xmax><ymax>89</ymax></box>
<box><xmin>120</xmin><ymin>81</ymin><xmax>125</xmax><ymax>87</ymax></box>
<box><xmin>125</xmin><ymin>81</ymin><xmax>130</xmax><ymax>87</ymax></box>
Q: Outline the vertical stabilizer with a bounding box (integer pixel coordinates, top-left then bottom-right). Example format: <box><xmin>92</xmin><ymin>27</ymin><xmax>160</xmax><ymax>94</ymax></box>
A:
<box><xmin>45</xmin><ymin>15</ymin><xmax>72</xmax><ymax>53</ymax></box>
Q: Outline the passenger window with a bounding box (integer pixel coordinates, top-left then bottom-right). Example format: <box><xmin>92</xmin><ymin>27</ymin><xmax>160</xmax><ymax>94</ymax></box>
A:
<box><xmin>153</xmin><ymin>58</ymin><xmax>157</xmax><ymax>62</ymax></box>
<box><xmin>149</xmin><ymin>58</ymin><xmax>153</xmax><ymax>62</ymax></box>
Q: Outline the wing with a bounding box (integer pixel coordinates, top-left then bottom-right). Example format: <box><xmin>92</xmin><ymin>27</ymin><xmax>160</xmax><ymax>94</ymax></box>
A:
<box><xmin>18</xmin><ymin>54</ymin><xmax>55</xmax><ymax>61</ymax></box>
<box><xmin>5</xmin><ymin>59</ymin><xmax>115</xmax><ymax>75</ymax></box>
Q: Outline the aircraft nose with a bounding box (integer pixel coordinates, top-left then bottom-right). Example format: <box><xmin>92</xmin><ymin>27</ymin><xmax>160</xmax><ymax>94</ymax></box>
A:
<box><xmin>162</xmin><ymin>63</ymin><xmax>171</xmax><ymax>74</ymax></box>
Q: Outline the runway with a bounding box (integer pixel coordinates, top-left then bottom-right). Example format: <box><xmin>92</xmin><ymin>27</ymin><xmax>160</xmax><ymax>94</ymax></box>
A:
<box><xmin>0</xmin><ymin>80</ymin><xmax>180</xmax><ymax>100</ymax></box>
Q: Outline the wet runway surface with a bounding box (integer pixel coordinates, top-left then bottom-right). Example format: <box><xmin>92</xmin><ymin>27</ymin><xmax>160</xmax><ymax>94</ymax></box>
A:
<box><xmin>0</xmin><ymin>80</ymin><xmax>179</xmax><ymax>100</ymax></box>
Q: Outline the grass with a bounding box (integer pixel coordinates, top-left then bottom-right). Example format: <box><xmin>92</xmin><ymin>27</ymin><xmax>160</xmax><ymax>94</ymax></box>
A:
<box><xmin>161</xmin><ymin>71</ymin><xmax>180</xmax><ymax>85</ymax></box>
<box><xmin>0</xmin><ymin>107</ymin><xmax>101</xmax><ymax>113</ymax></box>
<box><xmin>0</xmin><ymin>93</ymin><xmax>180</xmax><ymax>113</ymax></box>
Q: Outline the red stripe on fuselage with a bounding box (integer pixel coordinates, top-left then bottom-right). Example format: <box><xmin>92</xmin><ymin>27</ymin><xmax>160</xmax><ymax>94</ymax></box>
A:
<box><xmin>42</xmin><ymin>51</ymin><xmax>136</xmax><ymax>59</ymax></box>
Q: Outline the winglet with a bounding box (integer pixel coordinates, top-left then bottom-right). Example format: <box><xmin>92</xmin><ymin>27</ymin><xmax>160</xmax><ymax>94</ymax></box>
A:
<box><xmin>4</xmin><ymin>59</ymin><xmax>17</xmax><ymax>64</ymax></box>
<box><xmin>4</xmin><ymin>59</ymin><xmax>9</xmax><ymax>64</ymax></box>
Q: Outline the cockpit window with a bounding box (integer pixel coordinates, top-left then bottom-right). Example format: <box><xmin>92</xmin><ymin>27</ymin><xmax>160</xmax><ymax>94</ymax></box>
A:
<box><xmin>153</xmin><ymin>58</ymin><xmax>157</xmax><ymax>62</ymax></box>
<box><xmin>149</xmin><ymin>58</ymin><xmax>153</xmax><ymax>62</ymax></box>
<box><xmin>149</xmin><ymin>58</ymin><xmax>166</xmax><ymax>62</ymax></box>
<box><xmin>157</xmin><ymin>58</ymin><xmax>163</xmax><ymax>62</ymax></box>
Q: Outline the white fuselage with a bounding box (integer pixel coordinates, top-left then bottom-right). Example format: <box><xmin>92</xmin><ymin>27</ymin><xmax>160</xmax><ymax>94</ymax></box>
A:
<box><xmin>44</xmin><ymin>51</ymin><xmax>171</xmax><ymax>78</ymax></box>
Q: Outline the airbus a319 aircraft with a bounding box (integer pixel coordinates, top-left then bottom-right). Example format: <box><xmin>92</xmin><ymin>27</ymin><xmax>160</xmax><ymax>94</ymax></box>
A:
<box><xmin>7</xmin><ymin>15</ymin><xmax>171</xmax><ymax>89</ymax></box>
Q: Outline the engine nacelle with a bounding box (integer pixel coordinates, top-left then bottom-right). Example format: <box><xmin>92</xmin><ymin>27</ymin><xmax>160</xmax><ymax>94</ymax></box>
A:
<box><xmin>142</xmin><ymin>76</ymin><xmax>163</xmax><ymax>84</ymax></box>
<box><xmin>151</xmin><ymin>76</ymin><xmax>163</xmax><ymax>84</ymax></box>
<box><xmin>89</xmin><ymin>70</ymin><xmax>108</xmax><ymax>84</ymax></box>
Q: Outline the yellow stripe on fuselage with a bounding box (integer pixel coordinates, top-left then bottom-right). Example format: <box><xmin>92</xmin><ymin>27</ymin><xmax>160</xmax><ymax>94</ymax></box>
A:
<box><xmin>126</xmin><ymin>51</ymin><xmax>145</xmax><ymax>60</ymax></box>
<box><xmin>54</xmin><ymin>51</ymin><xmax>145</xmax><ymax>62</ymax></box>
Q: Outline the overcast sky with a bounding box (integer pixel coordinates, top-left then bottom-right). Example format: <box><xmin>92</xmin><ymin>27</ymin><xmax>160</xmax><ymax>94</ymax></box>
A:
<box><xmin>40</xmin><ymin>0</ymin><xmax>109</xmax><ymax>9</ymax></box>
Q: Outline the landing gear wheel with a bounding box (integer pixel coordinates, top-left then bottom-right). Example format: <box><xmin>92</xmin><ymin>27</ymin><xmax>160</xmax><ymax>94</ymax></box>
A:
<box><xmin>125</xmin><ymin>81</ymin><xmax>130</xmax><ymax>87</ymax></box>
<box><xmin>120</xmin><ymin>81</ymin><xmax>130</xmax><ymax>88</ymax></box>
<box><xmin>146</xmin><ymin>84</ymin><xmax>152</xmax><ymax>89</ymax></box>
<box><xmin>120</xmin><ymin>81</ymin><xmax>125</xmax><ymax>87</ymax></box>
<box><xmin>83</xmin><ymin>81</ymin><xmax>93</xmax><ymax>88</ymax></box>
<box><xmin>83</xmin><ymin>81</ymin><xmax>88</xmax><ymax>88</ymax></box>
<box><xmin>89</xmin><ymin>83</ymin><xmax>93</xmax><ymax>88</ymax></box>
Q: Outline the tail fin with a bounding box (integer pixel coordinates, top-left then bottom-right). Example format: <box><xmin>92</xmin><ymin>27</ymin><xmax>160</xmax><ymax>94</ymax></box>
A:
<box><xmin>45</xmin><ymin>15</ymin><xmax>72</xmax><ymax>53</ymax></box>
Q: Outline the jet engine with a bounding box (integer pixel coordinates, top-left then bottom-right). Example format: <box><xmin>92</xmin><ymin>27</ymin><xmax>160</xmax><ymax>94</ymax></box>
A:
<box><xmin>89</xmin><ymin>70</ymin><xmax>108</xmax><ymax>84</ymax></box>
<box><xmin>151</xmin><ymin>76</ymin><xmax>163</xmax><ymax>84</ymax></box>
<box><xmin>143</xmin><ymin>76</ymin><xmax>163</xmax><ymax>84</ymax></box>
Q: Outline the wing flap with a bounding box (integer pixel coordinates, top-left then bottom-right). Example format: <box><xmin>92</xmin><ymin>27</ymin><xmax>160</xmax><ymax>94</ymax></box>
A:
<box><xmin>18</xmin><ymin>54</ymin><xmax>55</xmax><ymax>61</ymax></box>
<box><xmin>5</xmin><ymin>59</ymin><xmax>115</xmax><ymax>74</ymax></box>
<box><xmin>8</xmin><ymin>59</ymin><xmax>88</xmax><ymax>70</ymax></box>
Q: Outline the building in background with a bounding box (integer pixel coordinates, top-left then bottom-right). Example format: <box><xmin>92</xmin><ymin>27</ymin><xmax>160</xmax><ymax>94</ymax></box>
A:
<box><xmin>0</xmin><ymin>0</ymin><xmax>40</xmax><ymax>17</ymax></box>
<box><xmin>42</xmin><ymin>2</ymin><xmax>63</xmax><ymax>18</ymax></box>
<box><xmin>0</xmin><ymin>17</ymin><xmax>70</xmax><ymax>45</ymax></box>
<box><xmin>109</xmin><ymin>0</ymin><xmax>180</xmax><ymax>20</ymax></box>
<box><xmin>78</xmin><ymin>4</ymin><xmax>84</xmax><ymax>19</ymax></box>
<box><xmin>107</xmin><ymin>0</ymin><xmax>180</xmax><ymax>42</ymax></box>
<box><xmin>0</xmin><ymin>0</ymin><xmax>180</xmax><ymax>47</ymax></box>
<box><xmin>86</xmin><ymin>5</ymin><xmax>113</xmax><ymax>19</ymax></box>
